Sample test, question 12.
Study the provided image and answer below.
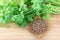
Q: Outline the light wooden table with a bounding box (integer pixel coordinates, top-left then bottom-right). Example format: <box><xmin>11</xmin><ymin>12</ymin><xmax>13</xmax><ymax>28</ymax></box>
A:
<box><xmin>0</xmin><ymin>15</ymin><xmax>60</xmax><ymax>40</ymax></box>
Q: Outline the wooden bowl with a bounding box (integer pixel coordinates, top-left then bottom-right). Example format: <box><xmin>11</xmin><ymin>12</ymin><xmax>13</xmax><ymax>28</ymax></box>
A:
<box><xmin>25</xmin><ymin>16</ymin><xmax>50</xmax><ymax>38</ymax></box>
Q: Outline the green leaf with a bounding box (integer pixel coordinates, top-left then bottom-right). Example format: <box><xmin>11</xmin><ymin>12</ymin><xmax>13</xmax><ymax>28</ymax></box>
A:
<box><xmin>19</xmin><ymin>19</ymin><xmax>28</xmax><ymax>27</ymax></box>
<box><xmin>27</xmin><ymin>14</ymin><xmax>34</xmax><ymax>22</ymax></box>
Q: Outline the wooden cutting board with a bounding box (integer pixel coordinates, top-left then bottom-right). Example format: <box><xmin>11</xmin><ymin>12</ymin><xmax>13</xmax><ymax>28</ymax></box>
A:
<box><xmin>0</xmin><ymin>14</ymin><xmax>60</xmax><ymax>40</ymax></box>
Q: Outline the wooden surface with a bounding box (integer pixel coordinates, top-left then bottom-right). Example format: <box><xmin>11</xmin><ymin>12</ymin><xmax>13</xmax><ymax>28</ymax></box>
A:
<box><xmin>0</xmin><ymin>15</ymin><xmax>60</xmax><ymax>40</ymax></box>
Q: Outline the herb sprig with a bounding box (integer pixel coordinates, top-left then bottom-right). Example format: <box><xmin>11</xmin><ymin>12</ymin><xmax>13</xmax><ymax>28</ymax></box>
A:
<box><xmin>0</xmin><ymin>0</ymin><xmax>60</xmax><ymax>27</ymax></box>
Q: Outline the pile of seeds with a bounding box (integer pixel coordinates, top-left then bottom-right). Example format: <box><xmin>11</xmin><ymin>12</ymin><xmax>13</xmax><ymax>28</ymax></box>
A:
<box><xmin>28</xmin><ymin>19</ymin><xmax>48</xmax><ymax>35</ymax></box>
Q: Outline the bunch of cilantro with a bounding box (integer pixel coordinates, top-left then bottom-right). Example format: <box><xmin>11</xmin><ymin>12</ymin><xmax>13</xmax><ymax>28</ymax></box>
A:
<box><xmin>0</xmin><ymin>0</ymin><xmax>60</xmax><ymax>27</ymax></box>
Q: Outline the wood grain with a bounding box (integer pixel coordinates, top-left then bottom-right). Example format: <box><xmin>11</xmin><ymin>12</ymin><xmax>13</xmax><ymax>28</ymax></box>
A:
<box><xmin>0</xmin><ymin>15</ymin><xmax>60</xmax><ymax>40</ymax></box>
